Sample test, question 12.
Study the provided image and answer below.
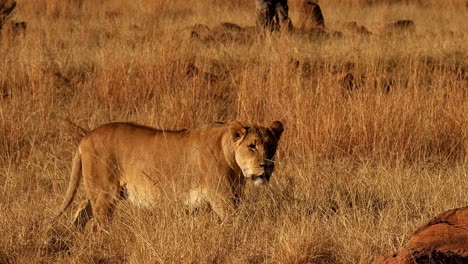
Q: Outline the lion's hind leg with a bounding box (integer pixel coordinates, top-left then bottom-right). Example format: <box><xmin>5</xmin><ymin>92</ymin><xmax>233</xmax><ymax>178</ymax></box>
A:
<box><xmin>72</xmin><ymin>200</ymin><xmax>92</xmax><ymax>230</ymax></box>
<box><xmin>92</xmin><ymin>191</ymin><xmax>120</xmax><ymax>230</ymax></box>
<box><xmin>81</xmin><ymin>153</ymin><xmax>121</xmax><ymax>231</ymax></box>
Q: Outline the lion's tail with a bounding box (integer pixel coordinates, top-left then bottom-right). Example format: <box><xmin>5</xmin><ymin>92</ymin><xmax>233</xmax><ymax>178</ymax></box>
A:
<box><xmin>52</xmin><ymin>149</ymin><xmax>82</xmax><ymax>222</ymax></box>
<box><xmin>60</xmin><ymin>118</ymin><xmax>88</xmax><ymax>142</ymax></box>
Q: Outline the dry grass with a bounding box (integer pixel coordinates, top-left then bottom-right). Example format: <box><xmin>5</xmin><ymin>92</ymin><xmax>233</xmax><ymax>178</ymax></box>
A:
<box><xmin>0</xmin><ymin>0</ymin><xmax>467</xmax><ymax>263</ymax></box>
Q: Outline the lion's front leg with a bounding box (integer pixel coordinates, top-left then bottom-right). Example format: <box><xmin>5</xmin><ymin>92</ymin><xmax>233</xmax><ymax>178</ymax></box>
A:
<box><xmin>196</xmin><ymin>156</ymin><xmax>241</xmax><ymax>221</ymax></box>
<box><xmin>206</xmin><ymin>176</ymin><xmax>238</xmax><ymax>221</ymax></box>
<box><xmin>208</xmin><ymin>193</ymin><xmax>235</xmax><ymax>222</ymax></box>
<box><xmin>231</xmin><ymin>174</ymin><xmax>246</xmax><ymax>208</ymax></box>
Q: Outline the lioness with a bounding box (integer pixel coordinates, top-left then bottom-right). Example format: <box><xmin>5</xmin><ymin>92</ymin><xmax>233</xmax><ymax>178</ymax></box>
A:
<box><xmin>54</xmin><ymin>121</ymin><xmax>284</xmax><ymax>229</ymax></box>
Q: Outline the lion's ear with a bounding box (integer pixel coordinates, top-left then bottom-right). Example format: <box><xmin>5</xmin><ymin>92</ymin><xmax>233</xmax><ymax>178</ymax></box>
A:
<box><xmin>229</xmin><ymin>121</ymin><xmax>246</xmax><ymax>141</ymax></box>
<box><xmin>269</xmin><ymin>121</ymin><xmax>284</xmax><ymax>139</ymax></box>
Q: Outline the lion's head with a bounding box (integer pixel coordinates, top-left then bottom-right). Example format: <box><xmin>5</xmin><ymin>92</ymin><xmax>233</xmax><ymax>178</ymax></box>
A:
<box><xmin>230</xmin><ymin>121</ymin><xmax>284</xmax><ymax>185</ymax></box>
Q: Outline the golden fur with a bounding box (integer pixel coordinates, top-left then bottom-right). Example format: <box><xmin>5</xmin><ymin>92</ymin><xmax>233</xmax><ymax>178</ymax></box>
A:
<box><xmin>54</xmin><ymin>121</ymin><xmax>284</xmax><ymax>229</ymax></box>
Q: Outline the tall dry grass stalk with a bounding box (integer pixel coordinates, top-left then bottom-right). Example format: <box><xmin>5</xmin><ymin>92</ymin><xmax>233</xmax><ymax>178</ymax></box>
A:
<box><xmin>0</xmin><ymin>0</ymin><xmax>466</xmax><ymax>263</ymax></box>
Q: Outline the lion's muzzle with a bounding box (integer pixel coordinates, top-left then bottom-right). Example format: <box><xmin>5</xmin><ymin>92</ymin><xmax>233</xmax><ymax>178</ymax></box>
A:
<box><xmin>251</xmin><ymin>173</ymin><xmax>270</xmax><ymax>186</ymax></box>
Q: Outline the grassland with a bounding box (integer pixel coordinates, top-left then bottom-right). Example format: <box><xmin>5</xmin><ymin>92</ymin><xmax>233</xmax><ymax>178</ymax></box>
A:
<box><xmin>0</xmin><ymin>0</ymin><xmax>467</xmax><ymax>263</ymax></box>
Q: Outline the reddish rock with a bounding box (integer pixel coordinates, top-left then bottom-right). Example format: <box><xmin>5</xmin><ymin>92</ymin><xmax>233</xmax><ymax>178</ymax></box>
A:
<box><xmin>374</xmin><ymin>207</ymin><xmax>468</xmax><ymax>264</ymax></box>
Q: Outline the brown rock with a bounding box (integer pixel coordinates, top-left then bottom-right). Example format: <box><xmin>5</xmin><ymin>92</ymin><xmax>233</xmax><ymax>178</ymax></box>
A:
<box><xmin>2</xmin><ymin>20</ymin><xmax>26</xmax><ymax>35</ymax></box>
<box><xmin>342</xmin><ymin>21</ymin><xmax>372</xmax><ymax>35</ymax></box>
<box><xmin>185</xmin><ymin>61</ymin><xmax>199</xmax><ymax>78</ymax></box>
<box><xmin>374</xmin><ymin>207</ymin><xmax>468</xmax><ymax>264</ymax></box>
<box><xmin>0</xmin><ymin>0</ymin><xmax>27</xmax><ymax>38</ymax></box>
<box><xmin>0</xmin><ymin>0</ymin><xmax>16</xmax><ymax>29</ymax></box>
<box><xmin>305</xmin><ymin>27</ymin><xmax>342</xmax><ymax>39</ymax></box>
<box><xmin>383</xmin><ymin>20</ymin><xmax>415</xmax><ymax>34</ymax></box>
<box><xmin>211</xmin><ymin>22</ymin><xmax>255</xmax><ymax>45</ymax></box>
<box><xmin>0</xmin><ymin>0</ymin><xmax>16</xmax><ymax>16</ymax></box>
<box><xmin>185</xmin><ymin>23</ymin><xmax>214</xmax><ymax>43</ymax></box>
<box><xmin>215</xmin><ymin>22</ymin><xmax>245</xmax><ymax>32</ymax></box>
<box><xmin>342</xmin><ymin>72</ymin><xmax>356</xmax><ymax>92</ymax></box>
<box><xmin>297</xmin><ymin>0</ymin><xmax>325</xmax><ymax>31</ymax></box>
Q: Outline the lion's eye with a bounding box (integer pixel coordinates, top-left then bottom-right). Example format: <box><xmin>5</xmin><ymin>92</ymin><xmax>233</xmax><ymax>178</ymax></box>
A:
<box><xmin>248</xmin><ymin>144</ymin><xmax>256</xmax><ymax>150</ymax></box>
